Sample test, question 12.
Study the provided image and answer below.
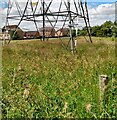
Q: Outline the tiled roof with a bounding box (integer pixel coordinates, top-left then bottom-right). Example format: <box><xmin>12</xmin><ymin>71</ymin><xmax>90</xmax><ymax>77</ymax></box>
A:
<box><xmin>2</xmin><ymin>25</ymin><xmax>22</xmax><ymax>31</ymax></box>
<box><xmin>39</xmin><ymin>27</ymin><xmax>55</xmax><ymax>32</ymax></box>
<box><xmin>57</xmin><ymin>28</ymin><xmax>69</xmax><ymax>32</ymax></box>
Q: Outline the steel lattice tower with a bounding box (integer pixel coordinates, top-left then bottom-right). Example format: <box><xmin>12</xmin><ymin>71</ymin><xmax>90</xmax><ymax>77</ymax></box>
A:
<box><xmin>5</xmin><ymin>0</ymin><xmax>92</xmax><ymax>54</ymax></box>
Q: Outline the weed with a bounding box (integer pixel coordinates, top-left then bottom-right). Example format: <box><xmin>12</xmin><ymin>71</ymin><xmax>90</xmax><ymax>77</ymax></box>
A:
<box><xmin>2</xmin><ymin>37</ymin><xmax>116</xmax><ymax>118</ymax></box>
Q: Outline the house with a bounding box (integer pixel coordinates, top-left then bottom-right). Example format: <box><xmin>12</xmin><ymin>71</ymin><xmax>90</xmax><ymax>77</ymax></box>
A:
<box><xmin>0</xmin><ymin>33</ymin><xmax>10</xmax><ymax>40</ymax></box>
<box><xmin>23</xmin><ymin>31</ymin><xmax>40</xmax><ymax>39</ymax></box>
<box><xmin>39</xmin><ymin>27</ymin><xmax>55</xmax><ymax>37</ymax></box>
<box><xmin>55</xmin><ymin>28</ymin><xmax>69</xmax><ymax>37</ymax></box>
<box><xmin>2</xmin><ymin>25</ymin><xmax>24</xmax><ymax>39</ymax></box>
<box><xmin>0</xmin><ymin>28</ymin><xmax>10</xmax><ymax>40</ymax></box>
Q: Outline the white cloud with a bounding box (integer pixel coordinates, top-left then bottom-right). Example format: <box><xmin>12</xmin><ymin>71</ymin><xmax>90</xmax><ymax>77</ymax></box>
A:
<box><xmin>88</xmin><ymin>3</ymin><xmax>115</xmax><ymax>26</ymax></box>
<box><xmin>89</xmin><ymin>3</ymin><xmax>115</xmax><ymax>15</ymax></box>
<box><xmin>0</xmin><ymin>0</ymin><xmax>116</xmax><ymax>30</ymax></box>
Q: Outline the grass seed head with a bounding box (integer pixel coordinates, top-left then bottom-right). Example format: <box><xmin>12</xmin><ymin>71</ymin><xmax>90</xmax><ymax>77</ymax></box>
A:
<box><xmin>18</xmin><ymin>64</ymin><xmax>22</xmax><ymax>71</ymax></box>
<box><xmin>86</xmin><ymin>103</ymin><xmax>91</xmax><ymax>112</ymax></box>
<box><xmin>63</xmin><ymin>102</ymin><xmax>68</xmax><ymax>113</ymax></box>
<box><xmin>23</xmin><ymin>88</ymin><xmax>29</xmax><ymax>98</ymax></box>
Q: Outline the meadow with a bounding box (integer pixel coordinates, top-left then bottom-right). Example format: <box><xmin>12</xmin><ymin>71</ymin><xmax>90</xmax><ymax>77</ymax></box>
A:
<box><xmin>2</xmin><ymin>37</ymin><xmax>116</xmax><ymax>118</ymax></box>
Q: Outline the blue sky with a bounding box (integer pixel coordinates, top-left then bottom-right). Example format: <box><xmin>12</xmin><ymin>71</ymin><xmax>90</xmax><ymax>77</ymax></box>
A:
<box><xmin>0</xmin><ymin>0</ymin><xmax>116</xmax><ymax>9</ymax></box>
<box><xmin>0</xmin><ymin>0</ymin><xmax>8</xmax><ymax>9</ymax></box>
<box><xmin>88</xmin><ymin>2</ymin><xmax>115</xmax><ymax>8</ymax></box>
<box><xmin>86</xmin><ymin>0</ymin><xmax>115</xmax><ymax>2</ymax></box>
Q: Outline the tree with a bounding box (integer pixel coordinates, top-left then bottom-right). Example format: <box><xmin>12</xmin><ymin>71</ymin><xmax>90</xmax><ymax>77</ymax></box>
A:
<box><xmin>10</xmin><ymin>30</ymin><xmax>20</xmax><ymax>40</ymax></box>
<box><xmin>100</xmin><ymin>21</ymin><xmax>113</xmax><ymax>37</ymax></box>
<box><xmin>77</xmin><ymin>21</ymin><xmax>115</xmax><ymax>37</ymax></box>
<box><xmin>72</xmin><ymin>29</ymin><xmax>76</xmax><ymax>37</ymax></box>
<box><xmin>91</xmin><ymin>26</ymin><xmax>101</xmax><ymax>36</ymax></box>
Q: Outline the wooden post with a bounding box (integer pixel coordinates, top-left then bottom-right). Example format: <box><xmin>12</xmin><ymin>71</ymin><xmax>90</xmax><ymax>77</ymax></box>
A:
<box><xmin>99</xmin><ymin>75</ymin><xmax>108</xmax><ymax>111</ymax></box>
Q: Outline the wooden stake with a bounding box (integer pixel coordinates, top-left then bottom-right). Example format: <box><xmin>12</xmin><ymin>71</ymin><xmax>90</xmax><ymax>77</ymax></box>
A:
<box><xmin>99</xmin><ymin>75</ymin><xmax>108</xmax><ymax>111</ymax></box>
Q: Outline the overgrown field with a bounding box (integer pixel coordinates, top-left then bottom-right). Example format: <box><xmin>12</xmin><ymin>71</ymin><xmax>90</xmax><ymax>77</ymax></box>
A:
<box><xmin>2</xmin><ymin>37</ymin><xmax>116</xmax><ymax>118</ymax></box>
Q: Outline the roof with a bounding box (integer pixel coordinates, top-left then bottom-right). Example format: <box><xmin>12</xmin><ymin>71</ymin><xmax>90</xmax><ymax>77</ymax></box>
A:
<box><xmin>39</xmin><ymin>27</ymin><xmax>55</xmax><ymax>32</ymax></box>
<box><xmin>2</xmin><ymin>25</ymin><xmax>22</xmax><ymax>31</ymax></box>
<box><xmin>24</xmin><ymin>31</ymin><xmax>38</xmax><ymax>33</ymax></box>
<box><xmin>57</xmin><ymin>28</ymin><xmax>69</xmax><ymax>32</ymax></box>
<box><xmin>3</xmin><ymin>25</ymin><xmax>17</xmax><ymax>29</ymax></box>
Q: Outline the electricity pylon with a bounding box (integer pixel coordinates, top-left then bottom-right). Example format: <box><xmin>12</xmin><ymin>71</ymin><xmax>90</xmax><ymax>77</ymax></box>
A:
<box><xmin>5</xmin><ymin>0</ymin><xmax>92</xmax><ymax>54</ymax></box>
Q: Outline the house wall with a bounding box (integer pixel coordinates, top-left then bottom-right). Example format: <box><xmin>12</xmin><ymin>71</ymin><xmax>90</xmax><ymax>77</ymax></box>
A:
<box><xmin>16</xmin><ymin>30</ymin><xmax>23</xmax><ymax>39</ymax></box>
<box><xmin>55</xmin><ymin>31</ymin><xmax>63</xmax><ymax>37</ymax></box>
<box><xmin>63</xmin><ymin>29</ymin><xmax>69</xmax><ymax>36</ymax></box>
<box><xmin>39</xmin><ymin>28</ymin><xmax>55</xmax><ymax>37</ymax></box>
<box><xmin>55</xmin><ymin>28</ymin><xmax>69</xmax><ymax>37</ymax></box>
<box><xmin>2</xmin><ymin>26</ymin><xmax>24</xmax><ymax>39</ymax></box>
<box><xmin>0</xmin><ymin>33</ymin><xmax>10</xmax><ymax>40</ymax></box>
<box><xmin>40</xmin><ymin>31</ymin><xmax>55</xmax><ymax>37</ymax></box>
<box><xmin>45</xmin><ymin>31</ymin><xmax>55</xmax><ymax>37</ymax></box>
<box><xmin>24</xmin><ymin>31</ymin><xmax>40</xmax><ymax>38</ymax></box>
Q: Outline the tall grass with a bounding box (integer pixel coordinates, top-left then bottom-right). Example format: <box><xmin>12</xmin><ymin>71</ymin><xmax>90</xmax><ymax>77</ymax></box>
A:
<box><xmin>2</xmin><ymin>37</ymin><xmax>116</xmax><ymax>118</ymax></box>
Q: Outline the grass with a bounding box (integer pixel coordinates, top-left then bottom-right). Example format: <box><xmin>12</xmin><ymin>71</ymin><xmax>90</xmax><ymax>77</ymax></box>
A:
<box><xmin>2</xmin><ymin>37</ymin><xmax>116</xmax><ymax>118</ymax></box>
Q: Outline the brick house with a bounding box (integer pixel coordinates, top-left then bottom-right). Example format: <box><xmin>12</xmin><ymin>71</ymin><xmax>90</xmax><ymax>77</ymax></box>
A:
<box><xmin>0</xmin><ymin>33</ymin><xmax>10</xmax><ymax>40</ymax></box>
<box><xmin>39</xmin><ymin>27</ymin><xmax>55</xmax><ymax>37</ymax></box>
<box><xmin>2</xmin><ymin>25</ymin><xmax>24</xmax><ymax>39</ymax></box>
<box><xmin>55</xmin><ymin>28</ymin><xmax>69</xmax><ymax>37</ymax></box>
<box><xmin>23</xmin><ymin>31</ymin><xmax>40</xmax><ymax>38</ymax></box>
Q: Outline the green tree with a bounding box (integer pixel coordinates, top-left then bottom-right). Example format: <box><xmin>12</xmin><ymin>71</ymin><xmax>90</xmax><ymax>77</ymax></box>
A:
<box><xmin>101</xmin><ymin>21</ymin><xmax>113</xmax><ymax>37</ymax></box>
<box><xmin>72</xmin><ymin>29</ymin><xmax>76</xmax><ymax>37</ymax></box>
<box><xmin>10</xmin><ymin>30</ymin><xmax>20</xmax><ymax>40</ymax></box>
<box><xmin>91</xmin><ymin>26</ymin><xmax>101</xmax><ymax>36</ymax></box>
<box><xmin>111</xmin><ymin>21</ymin><xmax>117</xmax><ymax>37</ymax></box>
<box><xmin>77</xmin><ymin>21</ymin><xmax>115</xmax><ymax>37</ymax></box>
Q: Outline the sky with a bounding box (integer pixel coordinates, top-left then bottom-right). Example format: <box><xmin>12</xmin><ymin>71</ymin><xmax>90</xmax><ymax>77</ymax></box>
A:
<box><xmin>0</xmin><ymin>0</ymin><xmax>116</xmax><ymax>31</ymax></box>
